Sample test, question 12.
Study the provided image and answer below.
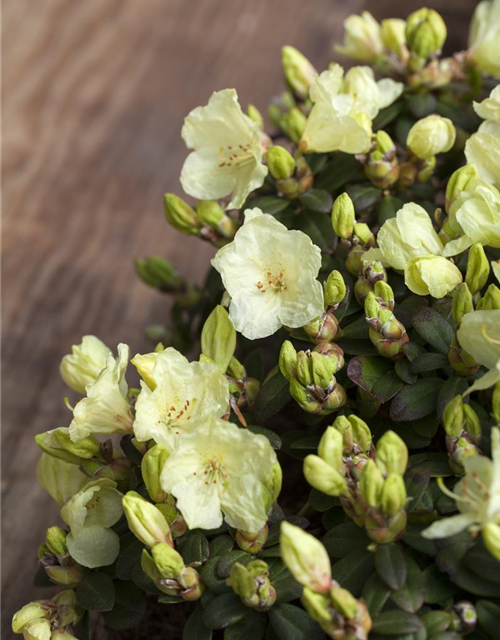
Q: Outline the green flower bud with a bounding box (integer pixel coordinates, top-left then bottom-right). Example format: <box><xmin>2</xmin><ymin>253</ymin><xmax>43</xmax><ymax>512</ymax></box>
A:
<box><xmin>303</xmin><ymin>455</ymin><xmax>348</xmax><ymax>496</ymax></box>
<box><xmin>289</xmin><ymin>378</ymin><xmax>320</xmax><ymax>412</ymax></box>
<box><xmin>236</xmin><ymin>525</ymin><xmax>269</xmax><ymax>554</ymax></box>
<box><xmin>364</xmin><ymin>291</ymin><xmax>380</xmax><ymax>320</ymax></box>
<box><xmin>348</xmin><ymin>415</ymin><xmax>372</xmax><ymax>452</ymax></box>
<box><xmin>330</xmin><ymin>585</ymin><xmax>358</xmax><ymax>620</ymax></box>
<box><xmin>466</xmin><ymin>243</ymin><xmax>490</xmax><ymax>295</ymax></box>
<box><xmin>313</xmin><ymin>343</ymin><xmax>345</xmax><ymax>373</ymax></box>
<box><xmin>311</xmin><ymin>351</ymin><xmax>337</xmax><ymax>389</ymax></box>
<box><xmin>267</xmin><ymin>145</ymin><xmax>296</xmax><ymax>180</ymax></box>
<box><xmin>164</xmin><ymin>193</ymin><xmax>200</xmax><ymax>235</ymax></box>
<box><xmin>122</xmin><ymin>491</ymin><xmax>173</xmax><ymax>548</ymax></box>
<box><xmin>44</xmin><ymin>562</ymin><xmax>86</xmax><ymax>587</ymax></box>
<box><xmin>134</xmin><ymin>255</ymin><xmax>185</xmax><ymax>293</ymax></box>
<box><xmin>246</xmin><ymin>104</ymin><xmax>264</xmax><ymax>130</ymax></box>
<box><xmin>376</xmin><ymin>430</ymin><xmax>408</xmax><ymax>476</ymax></box>
<box><xmin>381</xmin><ymin>18</ymin><xmax>407</xmax><ymax>54</ymax></box>
<box><xmin>302</xmin><ymin>587</ymin><xmax>331</xmax><ymax>623</ymax></box>
<box><xmin>317</xmin><ymin>426</ymin><xmax>344</xmax><ymax>474</ymax></box>
<box><xmin>296</xmin><ymin>351</ymin><xmax>314</xmax><ymax>387</ymax></box>
<box><xmin>353</xmin><ymin>222</ymin><xmax>375</xmax><ymax>247</ymax></box>
<box><xmin>482</xmin><ymin>522</ymin><xmax>500</xmax><ymax>562</ymax></box>
<box><xmin>445</xmin><ymin>164</ymin><xmax>478</xmax><ymax>212</ymax></box>
<box><xmin>380</xmin><ymin>473</ymin><xmax>407</xmax><ymax>516</ymax></box>
<box><xmin>280</xmin><ymin>522</ymin><xmax>332</xmax><ymax>593</ymax></box>
<box><xmin>443</xmin><ymin>395</ymin><xmax>464</xmax><ymax>438</ymax></box>
<box><xmin>332</xmin><ymin>193</ymin><xmax>355</xmax><ymax>239</ymax></box>
<box><xmin>12</xmin><ymin>603</ymin><xmax>48</xmax><ymax>634</ymax></box>
<box><xmin>46</xmin><ymin>526</ymin><xmax>68</xmax><ymax>557</ymax></box>
<box><xmin>365</xmin><ymin>131</ymin><xmax>399</xmax><ymax>189</ymax></box>
<box><xmin>452</xmin><ymin>283</ymin><xmax>474</xmax><ymax>325</ymax></box>
<box><xmin>407</xmin><ymin>115</ymin><xmax>455</xmax><ymax>159</ymax></box>
<box><xmin>324</xmin><ymin>270</ymin><xmax>347</xmax><ymax>309</ymax></box>
<box><xmin>279</xmin><ymin>340</ymin><xmax>297</xmax><ymax>381</ymax></box>
<box><xmin>303</xmin><ymin>312</ymin><xmax>340</xmax><ymax>344</ymax></box>
<box><xmin>141</xmin><ymin>548</ymin><xmax>162</xmax><ymax>583</ymax></box>
<box><xmin>282</xmin><ymin>46</ymin><xmax>316</xmax><ymax>100</ymax></box>
<box><xmin>281</xmin><ymin>107</ymin><xmax>307</xmax><ymax>143</ymax></box>
<box><xmin>406</xmin><ymin>8</ymin><xmax>447</xmax><ymax>59</ymax></box>
<box><xmin>201</xmin><ymin>305</ymin><xmax>236</xmax><ymax>373</ymax></box>
<box><xmin>230</xmin><ymin>562</ymin><xmax>256</xmax><ymax>599</ymax></box>
<box><xmin>322</xmin><ymin>384</ymin><xmax>347</xmax><ymax>414</ymax></box>
<box><xmin>364</xmin><ymin>509</ymin><xmax>407</xmax><ymax>544</ymax></box>
<box><xmin>373</xmin><ymin>281</ymin><xmax>394</xmax><ymax>310</ymax></box>
<box><xmin>477</xmin><ymin>284</ymin><xmax>500</xmax><ymax>310</ymax></box>
<box><xmin>448</xmin><ymin>335</ymin><xmax>480</xmax><ymax>376</ymax></box>
<box><xmin>451</xmin><ymin>601</ymin><xmax>477</xmax><ymax>635</ymax></box>
<box><xmin>53</xmin><ymin>429</ymin><xmax>100</xmax><ymax>460</ymax></box>
<box><xmin>151</xmin><ymin>542</ymin><xmax>184</xmax><ymax>579</ymax></box>
<box><xmin>196</xmin><ymin>200</ymin><xmax>236</xmax><ymax>240</ymax></box>
<box><xmin>359</xmin><ymin>459</ymin><xmax>384</xmax><ymax>508</ymax></box>
<box><xmin>493</xmin><ymin>382</ymin><xmax>500</xmax><ymax>424</ymax></box>
<box><xmin>263</xmin><ymin>461</ymin><xmax>283</xmax><ymax>513</ymax></box>
<box><xmin>415</xmin><ymin>154</ymin><xmax>436</xmax><ymax>182</ymax></box>
<box><xmin>463</xmin><ymin>404</ymin><xmax>481</xmax><ymax>441</ymax></box>
<box><xmin>141</xmin><ymin>445</ymin><xmax>170</xmax><ymax>503</ymax></box>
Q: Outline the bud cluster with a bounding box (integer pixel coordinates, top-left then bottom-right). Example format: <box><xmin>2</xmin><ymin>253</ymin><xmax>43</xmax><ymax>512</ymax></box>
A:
<box><xmin>228</xmin><ymin>560</ymin><xmax>276</xmax><ymax>611</ymax></box>
<box><xmin>443</xmin><ymin>396</ymin><xmax>482</xmax><ymax>474</ymax></box>
<box><xmin>12</xmin><ymin>590</ymin><xmax>83</xmax><ymax>640</ymax></box>
<box><xmin>304</xmin><ymin>421</ymin><xmax>409</xmax><ymax>544</ymax></box>
<box><xmin>364</xmin><ymin>282</ymin><xmax>409</xmax><ymax>359</ymax></box>
<box><xmin>37</xmin><ymin>527</ymin><xmax>86</xmax><ymax>587</ymax></box>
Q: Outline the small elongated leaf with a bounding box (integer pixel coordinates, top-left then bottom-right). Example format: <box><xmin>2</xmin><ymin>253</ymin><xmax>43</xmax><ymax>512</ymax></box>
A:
<box><xmin>209</xmin><ymin>535</ymin><xmax>234</xmax><ymax>557</ymax></box>
<box><xmin>76</xmin><ymin>572</ymin><xmax>115</xmax><ymax>612</ymax></box>
<box><xmin>395</xmin><ymin>358</ymin><xmax>418</xmax><ymax>385</ymax></box>
<box><xmin>268</xmin><ymin>603</ymin><xmax>325</xmax><ymax>640</ymax></box>
<box><xmin>249</xmin><ymin>195</ymin><xmax>291</xmax><ymax>215</ymax></box>
<box><xmin>371</xmin><ymin>611</ymin><xmax>422</xmax><ymax>635</ymax></box>
<box><xmin>477</xmin><ymin>600</ymin><xmax>500</xmax><ymax>639</ymax></box>
<box><xmin>361</xmin><ymin>572</ymin><xmax>391</xmax><ymax>617</ymax></box>
<box><xmin>202</xmin><ymin>593</ymin><xmax>248</xmax><ymax>630</ymax></box>
<box><xmin>315</xmin><ymin>153</ymin><xmax>361</xmax><ymax>191</ymax></box>
<box><xmin>378</xmin><ymin>196</ymin><xmax>404</xmax><ymax>226</ymax></box>
<box><xmin>423</xmin><ymin>564</ymin><xmax>458</xmax><ymax>604</ymax></box>
<box><xmin>294</xmin><ymin>211</ymin><xmax>334</xmax><ymax>250</ymax></box>
<box><xmin>299</xmin><ymin>189</ymin><xmax>333</xmax><ymax>213</ymax></box>
<box><xmin>224</xmin><ymin>609</ymin><xmax>268</xmax><ymax>640</ymax></box>
<box><xmin>102</xmin><ymin>582</ymin><xmax>146</xmax><ymax>630</ymax></box>
<box><xmin>390</xmin><ymin>378</ymin><xmax>444</xmax><ymax>421</ymax></box>
<box><xmin>183</xmin><ymin>605</ymin><xmax>213</xmax><ymax>640</ymax></box>
<box><xmin>200</xmin><ymin>557</ymin><xmax>232</xmax><ymax>594</ymax></box>
<box><xmin>247</xmin><ymin>425</ymin><xmax>282</xmax><ymax>450</ymax></box>
<box><xmin>409</xmin><ymin>352</ymin><xmax>449</xmax><ymax>373</ymax></box>
<box><xmin>347</xmin><ymin>356</ymin><xmax>403</xmax><ymax>403</ymax></box>
<box><xmin>412</xmin><ymin>306</ymin><xmax>454</xmax><ymax>355</ymax></box>
<box><xmin>347</xmin><ymin>184</ymin><xmax>381</xmax><ymax>211</ymax></box>
<box><xmin>389</xmin><ymin>555</ymin><xmax>424</xmax><ymax>613</ymax></box>
<box><xmin>322</xmin><ymin>522</ymin><xmax>370</xmax><ymax>559</ymax></box>
<box><xmin>405</xmin><ymin>466</ymin><xmax>431</xmax><ymax>512</ymax></box>
<box><xmin>309</xmin><ymin>489</ymin><xmax>337</xmax><ymax>512</ymax></box>
<box><xmin>332</xmin><ymin>549</ymin><xmax>375</xmax><ymax>596</ymax></box>
<box><xmin>180</xmin><ymin>531</ymin><xmax>210</xmax><ymax>565</ymax></box>
<box><xmin>403</xmin><ymin>524</ymin><xmax>436</xmax><ymax>557</ymax></box>
<box><xmin>217</xmin><ymin>551</ymin><xmax>252</xmax><ymax>578</ymax></box>
<box><xmin>254</xmin><ymin>369</ymin><xmax>291</xmax><ymax>425</ymax></box>
<box><xmin>373</xmin><ymin>101</ymin><xmax>404</xmax><ymax>130</ymax></box>
<box><xmin>115</xmin><ymin>534</ymin><xmax>144</xmax><ymax>581</ymax></box>
<box><xmin>463</xmin><ymin>541</ymin><xmax>500</xmax><ymax>585</ymax></box>
<box><xmin>375</xmin><ymin>543</ymin><xmax>407</xmax><ymax>590</ymax></box>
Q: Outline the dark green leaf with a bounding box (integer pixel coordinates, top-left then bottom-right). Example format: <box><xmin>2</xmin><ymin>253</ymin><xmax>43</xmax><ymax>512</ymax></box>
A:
<box><xmin>322</xmin><ymin>522</ymin><xmax>370</xmax><ymax>559</ymax></box>
<box><xmin>102</xmin><ymin>582</ymin><xmax>146</xmax><ymax>630</ymax></box>
<box><xmin>120</xmin><ymin>435</ymin><xmax>143</xmax><ymax>465</ymax></box>
<box><xmin>294</xmin><ymin>211</ymin><xmax>334</xmax><ymax>250</ymax></box>
<box><xmin>210</xmin><ymin>535</ymin><xmax>234</xmax><ymax>557</ymax></box>
<box><xmin>463</xmin><ymin>541</ymin><xmax>500</xmax><ymax>585</ymax></box>
<box><xmin>254</xmin><ymin>369</ymin><xmax>291</xmax><ymax>425</ymax></box>
<box><xmin>390</xmin><ymin>378</ymin><xmax>444</xmax><ymax>421</ymax></box>
<box><xmin>437</xmin><ymin>377</ymin><xmax>470</xmax><ymax>420</ymax></box>
<box><xmin>347</xmin><ymin>356</ymin><xmax>403</xmax><ymax>403</ymax></box>
<box><xmin>332</xmin><ymin>549</ymin><xmax>375</xmax><ymax>596</ymax></box>
<box><xmin>405</xmin><ymin>466</ymin><xmax>431</xmax><ymax>512</ymax></box>
<box><xmin>250</xmin><ymin>196</ymin><xmax>291</xmax><ymax>215</ymax></box>
<box><xmin>395</xmin><ymin>358</ymin><xmax>418</xmax><ymax>385</ymax></box>
<box><xmin>268</xmin><ymin>603</ymin><xmax>325</xmax><ymax>640</ymax></box>
<box><xmin>180</xmin><ymin>531</ymin><xmax>210</xmax><ymax>565</ymax></box>
<box><xmin>407</xmin><ymin>93</ymin><xmax>438</xmax><ymax>118</ymax></box>
<box><xmin>224</xmin><ymin>610</ymin><xmax>268</xmax><ymax>640</ymax></box>
<box><xmin>477</xmin><ymin>600</ymin><xmax>500</xmax><ymax>639</ymax></box>
<box><xmin>299</xmin><ymin>189</ymin><xmax>333</xmax><ymax>214</ymax></box>
<box><xmin>309</xmin><ymin>489</ymin><xmax>337</xmax><ymax>512</ymax></box>
<box><xmin>315</xmin><ymin>153</ymin><xmax>361</xmax><ymax>191</ymax></box>
<box><xmin>282</xmin><ymin>431</ymin><xmax>320</xmax><ymax>460</ymax></box>
<box><xmin>422</xmin><ymin>564</ymin><xmax>458</xmax><ymax>604</ymax></box>
<box><xmin>33</xmin><ymin>565</ymin><xmax>53</xmax><ymax>588</ymax></box>
<box><xmin>375</xmin><ymin>543</ymin><xmax>407</xmax><ymax>590</ymax></box>
<box><xmin>371</xmin><ymin>611</ymin><xmax>422</xmax><ymax>635</ymax></box>
<box><xmin>339</xmin><ymin>317</ymin><xmax>369</xmax><ymax>340</ymax></box>
<box><xmin>390</xmin><ymin>555</ymin><xmax>424</xmax><ymax>613</ymax></box>
<box><xmin>403</xmin><ymin>524</ymin><xmax>436</xmax><ymax>557</ymax></box>
<box><xmin>74</xmin><ymin>611</ymin><xmax>91</xmax><ymax>640</ymax></box>
<box><xmin>274</xmin><ymin>571</ymin><xmax>304</xmax><ymax>603</ymax></box>
<box><xmin>217</xmin><ymin>551</ymin><xmax>252</xmax><ymax>578</ymax></box>
<box><xmin>347</xmin><ymin>184</ymin><xmax>381</xmax><ymax>211</ymax></box>
<box><xmin>76</xmin><ymin>572</ymin><xmax>115</xmax><ymax>612</ymax></box>
<box><xmin>411</xmin><ymin>307</ymin><xmax>454</xmax><ymax>355</ymax></box>
<box><xmin>247</xmin><ymin>425</ymin><xmax>282</xmax><ymax>450</ymax></box>
<box><xmin>183</xmin><ymin>605</ymin><xmax>213</xmax><ymax>640</ymax></box>
<box><xmin>115</xmin><ymin>534</ymin><xmax>144</xmax><ymax>581</ymax></box>
<box><xmin>200</xmin><ymin>557</ymin><xmax>232</xmax><ymax>594</ymax></box>
<box><xmin>408</xmin><ymin>452</ymin><xmax>452</xmax><ymax>477</ymax></box>
<box><xmin>378</xmin><ymin>196</ymin><xmax>404</xmax><ymax>226</ymax></box>
<box><xmin>245</xmin><ymin>349</ymin><xmax>264</xmax><ymax>381</ymax></box>
<box><xmin>202</xmin><ymin>593</ymin><xmax>248</xmax><ymax>630</ymax></box>
<box><xmin>361</xmin><ymin>572</ymin><xmax>391</xmax><ymax>617</ymax></box>
<box><xmin>131</xmin><ymin>561</ymin><xmax>158</xmax><ymax>593</ymax></box>
<box><xmin>373</xmin><ymin>101</ymin><xmax>404</xmax><ymax>129</ymax></box>
<box><xmin>336</xmin><ymin>339</ymin><xmax>378</xmax><ymax>356</ymax></box>
<box><xmin>409</xmin><ymin>352</ymin><xmax>449</xmax><ymax>373</ymax></box>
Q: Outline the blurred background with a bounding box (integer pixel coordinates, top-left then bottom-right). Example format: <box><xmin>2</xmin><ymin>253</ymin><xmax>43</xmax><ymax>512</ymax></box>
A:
<box><xmin>2</xmin><ymin>0</ymin><xmax>478</xmax><ymax>634</ymax></box>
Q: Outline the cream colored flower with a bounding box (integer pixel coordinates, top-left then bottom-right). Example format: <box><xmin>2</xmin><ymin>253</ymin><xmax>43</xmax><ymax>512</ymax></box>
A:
<box><xmin>450</xmin><ymin>179</ymin><xmax>500</xmax><ymax>249</ymax></box>
<box><xmin>468</xmin><ymin>0</ymin><xmax>500</xmax><ymax>77</ymax></box>
<box><xmin>465</xmin><ymin>120</ymin><xmax>500</xmax><ymax>187</ymax></box>
<box><xmin>406</xmin><ymin>115</ymin><xmax>456</xmax><ymax>159</ymax></box>
<box><xmin>376</xmin><ymin>202</ymin><xmax>444</xmax><ymax>270</ymax></box>
<box><xmin>160</xmin><ymin>415</ymin><xmax>278</xmax><ymax>532</ymax></box>
<box><xmin>180</xmin><ymin>89</ymin><xmax>268</xmax><ymax>210</ymax></box>
<box><xmin>423</xmin><ymin>428</ymin><xmax>500</xmax><ymax>561</ymax></box>
<box><xmin>301</xmin><ymin>65</ymin><xmax>403</xmax><ymax>154</ymax></box>
<box><xmin>60</xmin><ymin>335</ymin><xmax>112</xmax><ymax>395</ymax></box>
<box><xmin>405</xmin><ymin>255</ymin><xmax>463</xmax><ymax>298</ymax></box>
<box><xmin>335</xmin><ymin>12</ymin><xmax>384</xmax><ymax>62</ymax></box>
<box><xmin>133</xmin><ymin>347</ymin><xmax>229</xmax><ymax>450</ymax></box>
<box><xmin>60</xmin><ymin>478</ymin><xmax>123</xmax><ymax>568</ymax></box>
<box><xmin>457</xmin><ymin>309</ymin><xmax>500</xmax><ymax>393</ymax></box>
<box><xmin>212</xmin><ymin>208</ymin><xmax>324</xmax><ymax>340</ymax></box>
<box><xmin>37</xmin><ymin>454</ymin><xmax>88</xmax><ymax>507</ymax></box>
<box><xmin>474</xmin><ymin>85</ymin><xmax>500</xmax><ymax>122</ymax></box>
<box><xmin>68</xmin><ymin>343</ymin><xmax>132</xmax><ymax>442</ymax></box>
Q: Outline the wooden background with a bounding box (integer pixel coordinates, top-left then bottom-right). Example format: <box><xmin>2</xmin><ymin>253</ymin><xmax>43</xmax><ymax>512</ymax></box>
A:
<box><xmin>2</xmin><ymin>0</ymin><xmax>476</xmax><ymax>634</ymax></box>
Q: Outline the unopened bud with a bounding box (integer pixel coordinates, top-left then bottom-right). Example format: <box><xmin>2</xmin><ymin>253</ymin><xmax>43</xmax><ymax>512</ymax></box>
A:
<box><xmin>406</xmin><ymin>8</ymin><xmax>447</xmax><ymax>59</ymax></box>
<box><xmin>335</xmin><ymin>12</ymin><xmax>384</xmax><ymax>63</ymax></box>
<box><xmin>322</xmin><ymin>384</ymin><xmax>347</xmax><ymax>414</ymax></box>
<box><xmin>332</xmin><ymin>193</ymin><xmax>355</xmax><ymax>239</ymax></box>
<box><xmin>324</xmin><ymin>270</ymin><xmax>347</xmax><ymax>308</ymax></box>
<box><xmin>452</xmin><ymin>283</ymin><xmax>474</xmax><ymax>325</ymax></box>
<box><xmin>230</xmin><ymin>562</ymin><xmax>256</xmax><ymax>599</ymax></box>
<box><xmin>317</xmin><ymin>426</ymin><xmax>344</xmax><ymax>474</ymax></box>
<box><xmin>282</xmin><ymin>46</ymin><xmax>316</xmax><ymax>100</ymax></box>
<box><xmin>151</xmin><ymin>542</ymin><xmax>184</xmax><ymax>579</ymax></box>
<box><xmin>381</xmin><ymin>18</ymin><xmax>407</xmax><ymax>54</ymax></box>
<box><xmin>301</xmin><ymin>587</ymin><xmax>331</xmax><ymax>623</ymax></box>
<box><xmin>376</xmin><ymin>430</ymin><xmax>408</xmax><ymax>476</ymax></box>
<box><xmin>311</xmin><ymin>351</ymin><xmax>337</xmax><ymax>388</ymax></box>
<box><xmin>296</xmin><ymin>351</ymin><xmax>314</xmax><ymax>387</ymax></box>
<box><xmin>164</xmin><ymin>194</ymin><xmax>200</xmax><ymax>235</ymax></box>
<box><xmin>303</xmin><ymin>312</ymin><xmax>340</xmax><ymax>344</ymax></box>
<box><xmin>267</xmin><ymin>146</ymin><xmax>296</xmax><ymax>180</ymax></box>
<box><xmin>359</xmin><ymin>459</ymin><xmax>384</xmax><ymax>508</ymax></box>
<box><xmin>46</xmin><ymin>527</ymin><xmax>68</xmax><ymax>557</ymax></box>
<box><xmin>407</xmin><ymin>115</ymin><xmax>455</xmax><ymax>159</ymax></box>
<box><xmin>478</xmin><ymin>284</ymin><xmax>500</xmax><ymax>310</ymax></box>
<box><xmin>303</xmin><ymin>455</ymin><xmax>348</xmax><ymax>496</ymax></box>
<box><xmin>415</xmin><ymin>155</ymin><xmax>436</xmax><ymax>183</ymax></box>
<box><xmin>196</xmin><ymin>200</ymin><xmax>236</xmax><ymax>239</ymax></box>
<box><xmin>134</xmin><ymin>256</ymin><xmax>185</xmax><ymax>293</ymax></box>
<box><xmin>280</xmin><ymin>522</ymin><xmax>332</xmax><ymax>593</ymax></box>
<box><xmin>122</xmin><ymin>491</ymin><xmax>173</xmax><ymax>548</ymax></box>
<box><xmin>353</xmin><ymin>222</ymin><xmax>375</xmax><ymax>247</ymax></box>
<box><xmin>141</xmin><ymin>445</ymin><xmax>170</xmax><ymax>503</ymax></box>
<box><xmin>330</xmin><ymin>586</ymin><xmax>358</xmax><ymax>620</ymax></box>
<box><xmin>246</xmin><ymin>104</ymin><xmax>264</xmax><ymax>130</ymax></box>
<box><xmin>448</xmin><ymin>335</ymin><xmax>480</xmax><ymax>376</ymax></box>
<box><xmin>236</xmin><ymin>525</ymin><xmax>269</xmax><ymax>554</ymax></box>
<box><xmin>201</xmin><ymin>305</ymin><xmax>236</xmax><ymax>373</ymax></box>
<box><xmin>445</xmin><ymin>165</ymin><xmax>478</xmax><ymax>212</ymax></box>
<box><xmin>482</xmin><ymin>522</ymin><xmax>500</xmax><ymax>562</ymax></box>
<box><xmin>313</xmin><ymin>343</ymin><xmax>345</xmax><ymax>373</ymax></box>
<box><xmin>451</xmin><ymin>601</ymin><xmax>477</xmax><ymax>635</ymax></box>
<box><xmin>263</xmin><ymin>462</ymin><xmax>283</xmax><ymax>511</ymax></box>
<box><xmin>281</xmin><ymin>107</ymin><xmax>307</xmax><ymax>143</ymax></box>
<box><xmin>365</xmin><ymin>131</ymin><xmax>399</xmax><ymax>189</ymax></box>
<box><xmin>380</xmin><ymin>473</ymin><xmax>407</xmax><ymax>516</ymax></box>
<box><xmin>466</xmin><ymin>243</ymin><xmax>490</xmax><ymax>295</ymax></box>
<box><xmin>53</xmin><ymin>429</ymin><xmax>100</xmax><ymax>460</ymax></box>
<box><xmin>374</xmin><ymin>281</ymin><xmax>394</xmax><ymax>310</ymax></box>
<box><xmin>60</xmin><ymin>335</ymin><xmax>112</xmax><ymax>395</ymax></box>
<box><xmin>12</xmin><ymin>603</ymin><xmax>48</xmax><ymax>634</ymax></box>
<box><xmin>443</xmin><ymin>395</ymin><xmax>464</xmax><ymax>438</ymax></box>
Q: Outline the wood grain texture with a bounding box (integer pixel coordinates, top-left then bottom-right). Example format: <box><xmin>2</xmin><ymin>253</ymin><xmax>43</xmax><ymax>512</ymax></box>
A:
<box><xmin>2</xmin><ymin>0</ymin><xmax>475</xmax><ymax>633</ymax></box>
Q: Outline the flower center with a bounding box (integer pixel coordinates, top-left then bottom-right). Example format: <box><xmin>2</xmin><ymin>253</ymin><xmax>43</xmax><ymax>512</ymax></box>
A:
<box><xmin>198</xmin><ymin>453</ymin><xmax>229</xmax><ymax>488</ymax></box>
<box><xmin>257</xmin><ymin>269</ymin><xmax>286</xmax><ymax>293</ymax></box>
<box><xmin>218</xmin><ymin>143</ymin><xmax>254</xmax><ymax>169</ymax></box>
<box><xmin>158</xmin><ymin>397</ymin><xmax>196</xmax><ymax>435</ymax></box>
